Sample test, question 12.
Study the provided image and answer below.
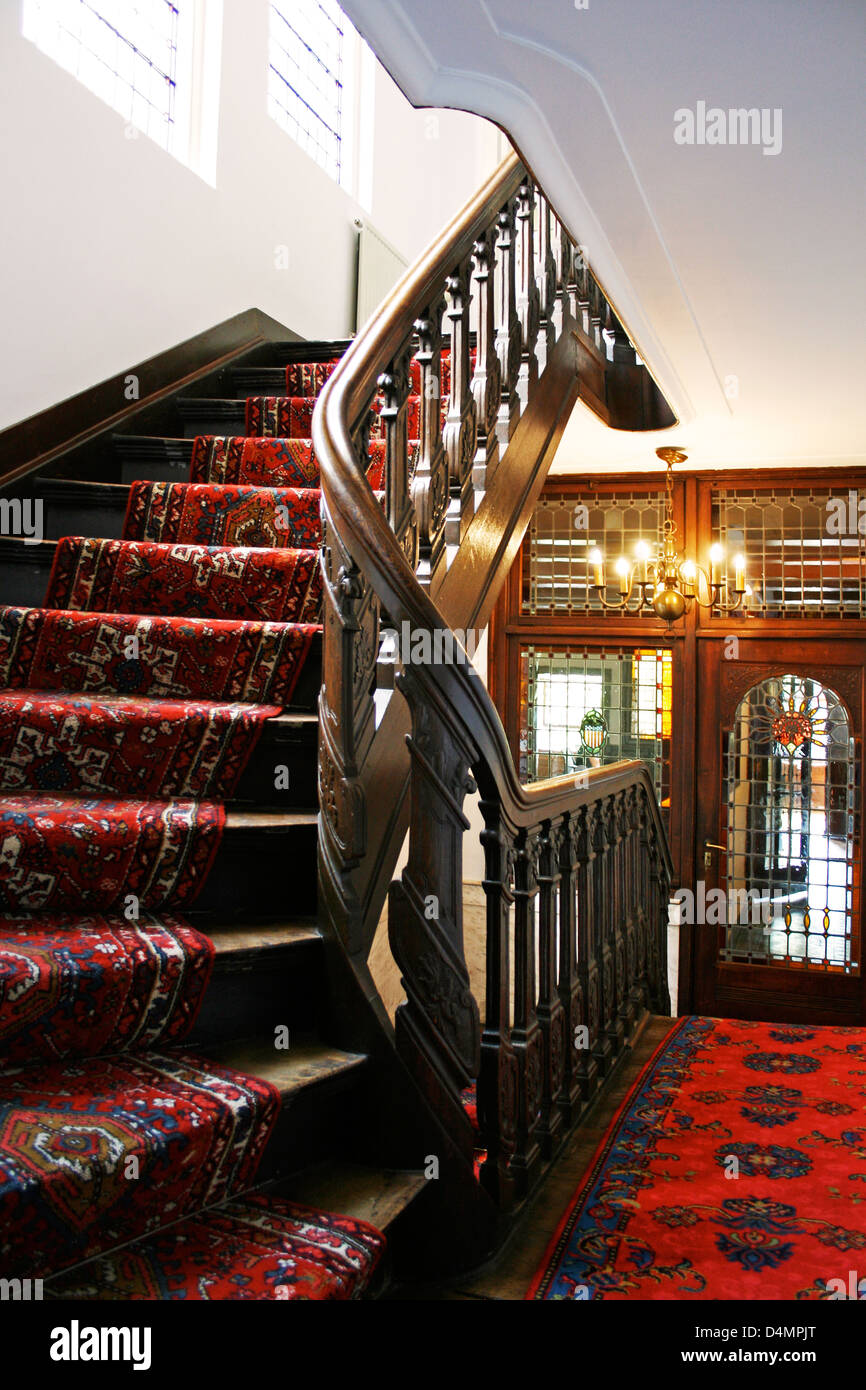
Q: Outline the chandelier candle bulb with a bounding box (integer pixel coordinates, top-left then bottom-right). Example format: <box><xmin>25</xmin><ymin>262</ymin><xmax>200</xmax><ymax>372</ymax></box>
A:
<box><xmin>615</xmin><ymin>555</ymin><xmax>630</xmax><ymax>596</ymax></box>
<box><xmin>733</xmin><ymin>553</ymin><xmax>746</xmax><ymax>592</ymax></box>
<box><xmin>634</xmin><ymin>539</ymin><xmax>650</xmax><ymax>584</ymax></box>
<box><xmin>709</xmin><ymin>543</ymin><xmax>724</xmax><ymax>588</ymax></box>
<box><xmin>680</xmin><ymin>559</ymin><xmax>696</xmax><ymax>597</ymax></box>
<box><xmin>589</xmin><ymin>547</ymin><xmax>604</xmax><ymax>588</ymax></box>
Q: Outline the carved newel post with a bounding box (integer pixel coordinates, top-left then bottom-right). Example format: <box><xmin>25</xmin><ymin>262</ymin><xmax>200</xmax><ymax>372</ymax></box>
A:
<box><xmin>388</xmin><ymin>662</ymin><xmax>481</xmax><ymax>1157</ymax></box>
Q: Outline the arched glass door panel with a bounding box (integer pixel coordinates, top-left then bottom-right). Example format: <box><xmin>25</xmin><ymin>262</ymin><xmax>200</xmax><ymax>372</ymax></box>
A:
<box><xmin>722</xmin><ymin>674</ymin><xmax>857</xmax><ymax>970</ymax></box>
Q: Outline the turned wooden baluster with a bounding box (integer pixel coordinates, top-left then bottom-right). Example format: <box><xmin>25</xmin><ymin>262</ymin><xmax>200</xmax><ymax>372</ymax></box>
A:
<box><xmin>650</xmin><ymin>831</ymin><xmax>672</xmax><ymax>1014</ymax></box>
<box><xmin>625</xmin><ymin>786</ymin><xmax>646</xmax><ymax>1016</ymax></box>
<box><xmin>378</xmin><ymin>347</ymin><xmax>419</xmax><ymax>573</ymax></box>
<box><xmin>574</xmin><ymin>804</ymin><xmax>601</xmax><ymax>1097</ymax></box>
<box><xmin>636</xmin><ymin>784</ymin><xmax>654</xmax><ymax>1010</ymax></box>
<box><xmin>510</xmin><ymin>826</ymin><xmax>543</xmax><ymax>1193</ymax></box>
<box><xmin>410</xmin><ymin>302</ymin><xmax>449</xmax><ymax>588</ymax></box>
<box><xmin>387</xmin><ymin>663</ymin><xmax>481</xmax><ymax>1155</ymax></box>
<box><xmin>603</xmin><ymin>794</ymin><xmax>626</xmax><ymax>1054</ymax></box>
<box><xmin>514</xmin><ymin>178</ymin><xmax>540</xmax><ymax>407</ymax></box>
<box><xmin>550</xmin><ymin>216</ymin><xmax>572</xmax><ymax>340</ymax></box>
<box><xmin>613</xmin><ymin>789</ymin><xmax>635</xmax><ymax>1035</ymax></box>
<box><xmin>494</xmin><ymin>195</ymin><xmax>522</xmax><ymax>448</ymax></box>
<box><xmin>469</xmin><ymin>230</ymin><xmax>501</xmax><ymax>490</ymax></box>
<box><xmin>573</xmin><ymin>243</ymin><xmax>590</xmax><ymax>336</ymax></box>
<box><xmin>591</xmin><ymin>799</ymin><xmax>616</xmax><ymax>1072</ymax></box>
<box><xmin>535</xmin><ymin>192</ymin><xmax>557</xmax><ymax>374</ymax></box>
<box><xmin>478</xmin><ymin>804</ymin><xmax>518</xmax><ymax>1207</ymax></box>
<box><xmin>603</xmin><ymin>302</ymin><xmax>615</xmax><ymax>362</ymax></box>
<box><xmin>535</xmin><ymin>818</ymin><xmax>566</xmax><ymax>1156</ymax></box>
<box><xmin>442</xmin><ymin>258</ymin><xmax>477</xmax><ymax>545</ymax></box>
<box><xmin>610</xmin><ymin>312</ymin><xmax>636</xmax><ymax>365</ymax></box>
<box><xmin>589</xmin><ymin>279</ymin><xmax>605</xmax><ymax>355</ymax></box>
<box><xmin>556</xmin><ymin>810</ymin><xmax>587</xmax><ymax>1120</ymax></box>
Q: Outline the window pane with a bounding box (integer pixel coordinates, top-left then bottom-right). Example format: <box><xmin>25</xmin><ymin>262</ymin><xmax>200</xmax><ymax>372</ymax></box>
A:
<box><xmin>518</xmin><ymin>646</ymin><xmax>673</xmax><ymax>815</ymax></box>
<box><xmin>269</xmin><ymin>1</ymin><xmax>344</xmax><ymax>182</ymax></box>
<box><xmin>713</xmin><ymin>486</ymin><xmax>866</xmax><ymax>618</ymax></box>
<box><xmin>523</xmin><ymin>490</ymin><xmax>664</xmax><ymax>615</ymax></box>
<box><xmin>22</xmin><ymin>0</ymin><xmax>179</xmax><ymax>147</ymax></box>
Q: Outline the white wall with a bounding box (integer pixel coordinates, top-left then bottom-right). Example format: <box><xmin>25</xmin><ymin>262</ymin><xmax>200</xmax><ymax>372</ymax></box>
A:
<box><xmin>0</xmin><ymin>0</ymin><xmax>503</xmax><ymax>431</ymax></box>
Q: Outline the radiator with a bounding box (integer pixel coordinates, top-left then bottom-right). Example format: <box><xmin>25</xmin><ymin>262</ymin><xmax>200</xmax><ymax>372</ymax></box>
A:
<box><xmin>354</xmin><ymin>219</ymin><xmax>408</xmax><ymax>332</ymax></box>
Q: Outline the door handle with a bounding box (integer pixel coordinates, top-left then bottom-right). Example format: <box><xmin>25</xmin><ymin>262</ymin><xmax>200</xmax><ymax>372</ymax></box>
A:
<box><xmin>704</xmin><ymin>841</ymin><xmax>726</xmax><ymax>869</ymax></box>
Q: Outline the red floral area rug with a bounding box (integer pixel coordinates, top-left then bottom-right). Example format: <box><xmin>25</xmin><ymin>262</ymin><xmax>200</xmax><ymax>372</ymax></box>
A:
<box><xmin>0</xmin><ymin>910</ymin><xmax>213</xmax><ymax>1064</ymax></box>
<box><xmin>124</xmin><ymin>481</ymin><xmax>321</xmax><ymax>550</ymax></box>
<box><xmin>46</xmin><ymin>537</ymin><xmax>321</xmax><ymax>624</ymax></box>
<box><xmin>0</xmin><ymin>607</ymin><xmax>319</xmax><ymax>705</ymax></box>
<box><xmin>189</xmin><ymin>435</ymin><xmax>387</xmax><ymax>491</ymax></box>
<box><xmin>46</xmin><ymin>1195</ymin><xmax>386</xmax><ymax>1300</ymax></box>
<box><xmin>0</xmin><ymin>793</ymin><xmax>223</xmax><ymax>912</ymax></box>
<box><xmin>0</xmin><ymin>1051</ymin><xmax>279</xmax><ymax>1278</ymax></box>
<box><xmin>527</xmin><ymin>1015</ymin><xmax>866</xmax><ymax>1301</ymax></box>
<box><xmin>0</xmin><ymin>690</ymin><xmax>277</xmax><ymax>799</ymax></box>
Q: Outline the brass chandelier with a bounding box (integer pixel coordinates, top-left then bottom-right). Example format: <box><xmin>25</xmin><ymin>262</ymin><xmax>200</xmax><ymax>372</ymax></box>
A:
<box><xmin>587</xmin><ymin>447</ymin><xmax>749</xmax><ymax>625</ymax></box>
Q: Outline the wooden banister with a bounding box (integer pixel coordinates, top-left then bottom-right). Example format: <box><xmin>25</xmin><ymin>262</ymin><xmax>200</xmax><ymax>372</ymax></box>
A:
<box><xmin>313</xmin><ymin>150</ymin><xmax>673</xmax><ymax>1214</ymax></box>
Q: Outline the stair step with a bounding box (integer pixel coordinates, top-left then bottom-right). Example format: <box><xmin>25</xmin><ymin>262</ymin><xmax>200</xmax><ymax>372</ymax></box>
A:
<box><xmin>208</xmin><ymin>917</ymin><xmax>321</xmax><ymax>955</ymax></box>
<box><xmin>0</xmin><ymin>606</ymin><xmax>322</xmax><ymax>712</ymax></box>
<box><xmin>46</xmin><ymin>1187</ymin><xmax>386</xmax><ymax>1301</ymax></box>
<box><xmin>234</xmin><ymin>711</ymin><xmax>319</xmax><ymax>808</ymax></box>
<box><xmin>200</xmin><ymin>810</ymin><xmax>319</xmax><ymax>915</ymax></box>
<box><xmin>273</xmin><ymin>1161</ymin><xmax>427</xmax><ymax>1232</ymax></box>
<box><xmin>34</xmin><ymin>477</ymin><xmax>128</xmax><ymax>539</ymax></box>
<box><xmin>208</xmin><ymin>1036</ymin><xmax>366</xmax><ymax>1097</ymax></box>
<box><xmin>0</xmin><ymin>537</ymin><xmax>57</xmax><ymax>606</ymax></box>
<box><xmin>0</xmin><ymin>692</ymin><xmax>318</xmax><ymax>805</ymax></box>
<box><xmin>113</xmin><ymin>433</ymin><xmax>192</xmax><ymax>484</ymax></box>
<box><xmin>177</xmin><ymin>398</ymin><xmax>247</xmax><ymax>436</ymax></box>
<box><xmin>189</xmin><ymin>919</ymin><xmax>324</xmax><ymax>1048</ymax></box>
<box><xmin>204</xmin><ymin>1037</ymin><xmax>369</xmax><ymax>1182</ymax></box>
<box><xmin>230</xmin><ymin>367</ymin><xmax>311</xmax><ymax>394</ymax></box>
<box><xmin>0</xmin><ymin>1049</ymin><xmax>282</xmax><ymax>1279</ymax></box>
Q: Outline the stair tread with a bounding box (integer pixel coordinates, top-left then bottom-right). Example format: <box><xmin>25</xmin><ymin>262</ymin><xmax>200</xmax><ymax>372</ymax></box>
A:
<box><xmin>224</xmin><ymin>808</ymin><xmax>317</xmax><ymax>828</ymax></box>
<box><xmin>36</xmin><ymin>478</ymin><xmax>128</xmax><ymax>493</ymax></box>
<box><xmin>0</xmin><ymin>689</ymin><xmax>316</xmax><ymax>730</ymax></box>
<box><xmin>206</xmin><ymin>1037</ymin><xmax>367</xmax><ymax>1095</ymax></box>
<box><xmin>0</xmin><ymin>687</ymin><xmax>284</xmax><ymax>715</ymax></box>
<box><xmin>209</xmin><ymin>920</ymin><xmax>320</xmax><ymax>955</ymax></box>
<box><xmin>272</xmin><ymin>1162</ymin><xmax>427</xmax><ymax>1230</ymax></box>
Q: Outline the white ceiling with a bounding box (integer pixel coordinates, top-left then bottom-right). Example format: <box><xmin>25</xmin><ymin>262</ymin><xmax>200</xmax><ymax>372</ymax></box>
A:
<box><xmin>341</xmin><ymin>0</ymin><xmax>866</xmax><ymax>473</ymax></box>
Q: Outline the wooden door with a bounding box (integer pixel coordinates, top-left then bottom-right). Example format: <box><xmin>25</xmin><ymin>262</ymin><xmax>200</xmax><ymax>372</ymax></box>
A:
<box><xmin>692</xmin><ymin>639</ymin><xmax>864</xmax><ymax>1024</ymax></box>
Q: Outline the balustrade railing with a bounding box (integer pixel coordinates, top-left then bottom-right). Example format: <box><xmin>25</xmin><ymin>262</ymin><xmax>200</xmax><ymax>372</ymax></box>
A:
<box><xmin>313</xmin><ymin>150</ymin><xmax>672</xmax><ymax>1211</ymax></box>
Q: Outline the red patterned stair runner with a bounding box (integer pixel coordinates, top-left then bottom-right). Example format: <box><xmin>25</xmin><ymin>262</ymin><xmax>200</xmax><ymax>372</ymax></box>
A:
<box><xmin>0</xmin><ymin>910</ymin><xmax>214</xmax><ymax>1064</ymax></box>
<box><xmin>0</xmin><ymin>346</ymin><xmax>392</xmax><ymax>1298</ymax></box>
<box><xmin>46</xmin><ymin>1195</ymin><xmax>385</xmax><ymax>1301</ymax></box>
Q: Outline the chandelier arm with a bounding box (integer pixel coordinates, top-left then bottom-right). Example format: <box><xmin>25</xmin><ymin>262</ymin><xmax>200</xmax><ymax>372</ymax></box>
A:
<box><xmin>591</xmin><ymin>586</ymin><xmax>647</xmax><ymax>613</ymax></box>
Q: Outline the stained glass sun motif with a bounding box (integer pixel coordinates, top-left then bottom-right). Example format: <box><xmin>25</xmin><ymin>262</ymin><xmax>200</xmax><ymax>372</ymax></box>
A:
<box><xmin>770</xmin><ymin>696</ymin><xmax>820</xmax><ymax>759</ymax></box>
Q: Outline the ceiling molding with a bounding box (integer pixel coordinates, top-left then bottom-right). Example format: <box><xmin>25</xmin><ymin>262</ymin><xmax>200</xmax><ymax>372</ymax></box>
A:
<box><xmin>343</xmin><ymin>0</ymin><xmax>696</xmax><ymax>425</ymax></box>
<box><xmin>343</xmin><ymin>0</ymin><xmax>866</xmax><ymax>474</ymax></box>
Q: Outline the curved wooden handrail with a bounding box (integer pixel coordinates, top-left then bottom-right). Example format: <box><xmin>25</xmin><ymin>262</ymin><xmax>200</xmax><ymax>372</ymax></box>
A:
<box><xmin>313</xmin><ymin>151</ymin><xmax>673</xmax><ymax>1214</ymax></box>
<box><xmin>315</xmin><ymin>150</ymin><xmax>672</xmax><ymax>846</ymax></box>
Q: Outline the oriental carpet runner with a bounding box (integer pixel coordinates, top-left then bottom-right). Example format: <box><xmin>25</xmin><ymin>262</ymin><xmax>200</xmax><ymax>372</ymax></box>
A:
<box><xmin>0</xmin><ymin>1051</ymin><xmax>279</xmax><ymax>1277</ymax></box>
<box><xmin>527</xmin><ymin>1015</ymin><xmax>866</xmax><ymax>1301</ymax></box>
<box><xmin>46</xmin><ymin>1195</ymin><xmax>386</xmax><ymax>1300</ymax></box>
<box><xmin>0</xmin><ymin>910</ymin><xmax>213</xmax><ymax>1063</ymax></box>
<box><xmin>0</xmin><ymin>346</ymin><xmax>404</xmax><ymax>1296</ymax></box>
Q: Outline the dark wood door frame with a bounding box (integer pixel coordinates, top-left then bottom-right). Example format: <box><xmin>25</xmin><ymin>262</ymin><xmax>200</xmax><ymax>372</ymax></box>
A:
<box><xmin>490</xmin><ymin>467</ymin><xmax>866</xmax><ymax>1022</ymax></box>
<box><xmin>691</xmin><ymin>638</ymin><xmax>865</xmax><ymax>1025</ymax></box>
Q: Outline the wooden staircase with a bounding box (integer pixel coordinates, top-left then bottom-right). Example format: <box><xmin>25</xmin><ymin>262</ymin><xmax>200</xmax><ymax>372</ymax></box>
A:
<box><xmin>0</xmin><ymin>154</ymin><xmax>676</xmax><ymax>1297</ymax></box>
